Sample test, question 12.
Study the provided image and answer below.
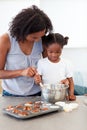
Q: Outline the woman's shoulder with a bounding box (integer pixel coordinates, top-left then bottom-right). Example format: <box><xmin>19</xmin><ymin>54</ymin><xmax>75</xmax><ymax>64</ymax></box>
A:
<box><xmin>0</xmin><ymin>33</ymin><xmax>9</xmax><ymax>40</ymax></box>
<box><xmin>0</xmin><ymin>33</ymin><xmax>10</xmax><ymax>48</ymax></box>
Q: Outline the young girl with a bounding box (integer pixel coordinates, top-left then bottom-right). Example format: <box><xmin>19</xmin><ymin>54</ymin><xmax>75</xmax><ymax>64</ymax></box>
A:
<box><xmin>34</xmin><ymin>33</ymin><xmax>76</xmax><ymax>100</ymax></box>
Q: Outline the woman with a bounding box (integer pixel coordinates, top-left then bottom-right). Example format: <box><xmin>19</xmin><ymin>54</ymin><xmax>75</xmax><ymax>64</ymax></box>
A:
<box><xmin>0</xmin><ymin>5</ymin><xmax>53</xmax><ymax>96</ymax></box>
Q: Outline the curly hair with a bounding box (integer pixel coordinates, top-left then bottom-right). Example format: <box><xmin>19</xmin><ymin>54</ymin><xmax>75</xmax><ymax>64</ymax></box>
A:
<box><xmin>42</xmin><ymin>33</ymin><xmax>69</xmax><ymax>48</ymax></box>
<box><xmin>9</xmin><ymin>5</ymin><xmax>53</xmax><ymax>42</ymax></box>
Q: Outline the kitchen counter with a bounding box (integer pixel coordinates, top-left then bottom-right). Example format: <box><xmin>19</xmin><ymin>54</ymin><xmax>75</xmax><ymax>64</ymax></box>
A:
<box><xmin>0</xmin><ymin>96</ymin><xmax>87</xmax><ymax>130</ymax></box>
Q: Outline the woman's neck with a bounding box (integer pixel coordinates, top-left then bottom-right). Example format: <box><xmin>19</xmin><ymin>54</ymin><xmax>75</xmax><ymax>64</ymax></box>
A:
<box><xmin>18</xmin><ymin>40</ymin><xmax>34</xmax><ymax>55</ymax></box>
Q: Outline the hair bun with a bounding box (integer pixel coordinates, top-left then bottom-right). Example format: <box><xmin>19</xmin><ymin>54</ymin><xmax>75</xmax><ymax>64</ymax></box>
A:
<box><xmin>64</xmin><ymin>37</ymin><xmax>69</xmax><ymax>45</ymax></box>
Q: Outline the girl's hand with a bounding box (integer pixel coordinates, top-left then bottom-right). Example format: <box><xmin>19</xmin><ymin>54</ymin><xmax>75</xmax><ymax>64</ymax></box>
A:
<box><xmin>21</xmin><ymin>67</ymin><xmax>37</xmax><ymax>77</ymax></box>
<box><xmin>66</xmin><ymin>94</ymin><xmax>76</xmax><ymax>101</ymax></box>
<box><xmin>34</xmin><ymin>73</ymin><xmax>42</xmax><ymax>84</ymax></box>
<box><xmin>60</xmin><ymin>79</ymin><xmax>69</xmax><ymax>85</ymax></box>
<box><xmin>69</xmin><ymin>94</ymin><xmax>76</xmax><ymax>101</ymax></box>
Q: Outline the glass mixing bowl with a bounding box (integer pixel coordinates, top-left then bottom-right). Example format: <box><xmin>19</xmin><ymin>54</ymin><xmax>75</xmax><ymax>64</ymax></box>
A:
<box><xmin>41</xmin><ymin>83</ymin><xmax>69</xmax><ymax>103</ymax></box>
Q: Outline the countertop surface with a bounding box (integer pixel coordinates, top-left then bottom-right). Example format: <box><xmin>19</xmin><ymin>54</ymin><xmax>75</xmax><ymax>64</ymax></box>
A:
<box><xmin>0</xmin><ymin>96</ymin><xmax>87</xmax><ymax>130</ymax></box>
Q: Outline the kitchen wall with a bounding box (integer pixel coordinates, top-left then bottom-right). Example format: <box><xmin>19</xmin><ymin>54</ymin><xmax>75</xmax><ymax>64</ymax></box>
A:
<box><xmin>1</xmin><ymin>0</ymin><xmax>87</xmax><ymax>47</ymax></box>
<box><xmin>0</xmin><ymin>0</ymin><xmax>40</xmax><ymax>35</ymax></box>
<box><xmin>62</xmin><ymin>48</ymin><xmax>87</xmax><ymax>87</ymax></box>
<box><xmin>40</xmin><ymin>0</ymin><xmax>87</xmax><ymax>48</ymax></box>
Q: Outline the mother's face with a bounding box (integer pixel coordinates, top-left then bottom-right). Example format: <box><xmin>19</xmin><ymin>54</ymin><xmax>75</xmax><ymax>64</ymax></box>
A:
<box><xmin>26</xmin><ymin>29</ymin><xmax>46</xmax><ymax>43</ymax></box>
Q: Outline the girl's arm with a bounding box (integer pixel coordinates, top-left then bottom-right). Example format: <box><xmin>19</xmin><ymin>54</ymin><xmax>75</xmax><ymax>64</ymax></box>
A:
<box><xmin>67</xmin><ymin>77</ymin><xmax>76</xmax><ymax>101</ymax></box>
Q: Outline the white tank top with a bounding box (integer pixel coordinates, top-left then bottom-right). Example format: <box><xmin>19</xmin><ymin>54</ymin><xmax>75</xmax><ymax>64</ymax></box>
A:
<box><xmin>2</xmin><ymin>33</ymin><xmax>43</xmax><ymax>95</ymax></box>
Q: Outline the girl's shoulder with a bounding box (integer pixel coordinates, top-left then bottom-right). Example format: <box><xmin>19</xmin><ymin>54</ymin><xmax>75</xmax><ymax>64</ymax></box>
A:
<box><xmin>61</xmin><ymin>57</ymin><xmax>72</xmax><ymax>64</ymax></box>
<box><xmin>38</xmin><ymin>57</ymin><xmax>48</xmax><ymax>64</ymax></box>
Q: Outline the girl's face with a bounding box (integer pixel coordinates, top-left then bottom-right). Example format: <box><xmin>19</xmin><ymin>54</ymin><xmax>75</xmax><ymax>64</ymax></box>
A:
<box><xmin>47</xmin><ymin>43</ymin><xmax>62</xmax><ymax>63</ymax></box>
<box><xmin>26</xmin><ymin>29</ymin><xmax>46</xmax><ymax>43</ymax></box>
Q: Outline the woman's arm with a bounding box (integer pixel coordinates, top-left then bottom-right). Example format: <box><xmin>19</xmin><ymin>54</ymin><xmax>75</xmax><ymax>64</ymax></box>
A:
<box><xmin>0</xmin><ymin>34</ymin><xmax>37</xmax><ymax>79</ymax></box>
<box><xmin>34</xmin><ymin>73</ymin><xmax>42</xmax><ymax>84</ymax></box>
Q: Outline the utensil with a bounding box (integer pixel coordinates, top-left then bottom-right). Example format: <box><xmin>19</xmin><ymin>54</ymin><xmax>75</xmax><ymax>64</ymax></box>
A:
<box><xmin>41</xmin><ymin>83</ymin><xmax>69</xmax><ymax>103</ymax></box>
<box><xmin>39</xmin><ymin>82</ymin><xmax>44</xmax><ymax>88</ymax></box>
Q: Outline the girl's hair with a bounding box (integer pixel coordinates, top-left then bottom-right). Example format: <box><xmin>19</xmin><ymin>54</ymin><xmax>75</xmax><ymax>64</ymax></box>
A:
<box><xmin>9</xmin><ymin>5</ymin><xmax>53</xmax><ymax>42</ymax></box>
<box><xmin>42</xmin><ymin>33</ymin><xmax>69</xmax><ymax>48</ymax></box>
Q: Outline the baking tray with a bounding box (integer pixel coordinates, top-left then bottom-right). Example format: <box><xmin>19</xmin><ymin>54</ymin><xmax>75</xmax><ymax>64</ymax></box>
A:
<box><xmin>3</xmin><ymin>101</ymin><xmax>62</xmax><ymax>119</ymax></box>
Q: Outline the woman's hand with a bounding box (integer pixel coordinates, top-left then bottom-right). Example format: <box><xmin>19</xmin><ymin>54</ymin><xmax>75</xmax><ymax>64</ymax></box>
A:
<box><xmin>21</xmin><ymin>67</ymin><xmax>37</xmax><ymax>77</ymax></box>
<box><xmin>34</xmin><ymin>73</ymin><xmax>42</xmax><ymax>84</ymax></box>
